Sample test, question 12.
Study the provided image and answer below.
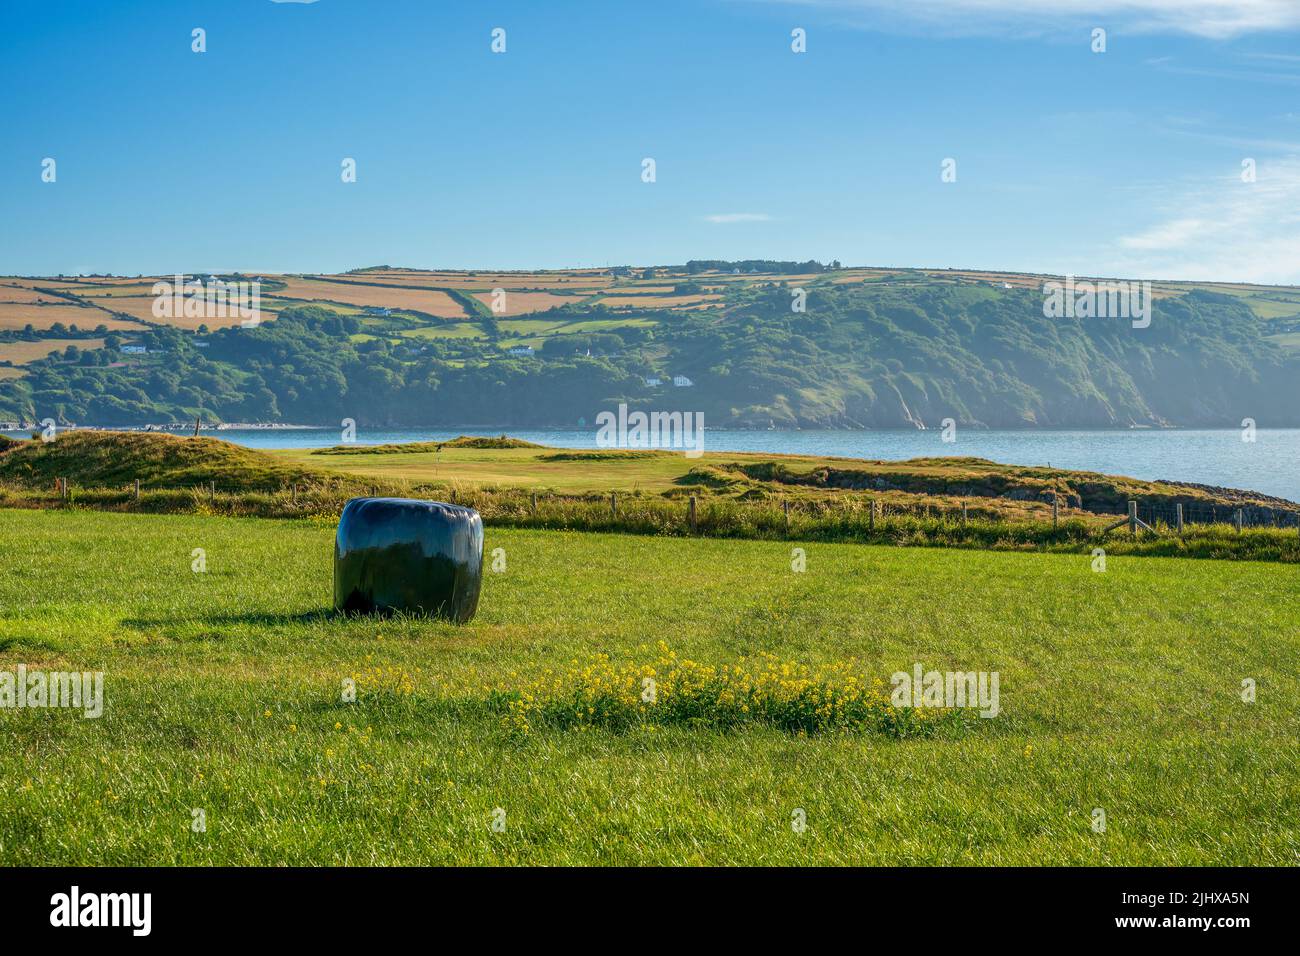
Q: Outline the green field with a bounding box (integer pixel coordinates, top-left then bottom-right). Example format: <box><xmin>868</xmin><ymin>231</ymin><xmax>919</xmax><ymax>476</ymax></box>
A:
<box><xmin>1</xmin><ymin>509</ymin><xmax>1296</xmax><ymax>864</ymax></box>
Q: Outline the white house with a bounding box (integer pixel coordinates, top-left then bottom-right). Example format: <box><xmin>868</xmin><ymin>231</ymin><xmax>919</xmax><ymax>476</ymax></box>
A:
<box><xmin>644</xmin><ymin>376</ymin><xmax>662</xmax><ymax>387</ymax></box>
<box><xmin>672</xmin><ymin>375</ymin><xmax>694</xmax><ymax>387</ymax></box>
<box><xmin>120</xmin><ymin>345</ymin><xmax>146</xmax><ymax>354</ymax></box>
<box><xmin>508</xmin><ymin>345</ymin><xmax>534</xmax><ymax>357</ymax></box>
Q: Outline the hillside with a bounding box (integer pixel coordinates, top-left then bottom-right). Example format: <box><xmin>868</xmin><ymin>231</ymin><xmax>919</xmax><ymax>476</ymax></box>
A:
<box><xmin>2</xmin><ymin>262</ymin><xmax>1299</xmax><ymax>428</ymax></box>
<box><xmin>0</xmin><ymin>430</ymin><xmax>328</xmax><ymax>490</ymax></box>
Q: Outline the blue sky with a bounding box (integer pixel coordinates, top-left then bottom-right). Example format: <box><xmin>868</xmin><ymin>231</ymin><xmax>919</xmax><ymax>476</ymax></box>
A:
<box><xmin>1</xmin><ymin>0</ymin><xmax>1298</xmax><ymax>281</ymax></box>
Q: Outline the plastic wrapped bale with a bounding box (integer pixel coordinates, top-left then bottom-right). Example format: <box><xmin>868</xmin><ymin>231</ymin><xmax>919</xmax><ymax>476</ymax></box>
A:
<box><xmin>334</xmin><ymin>498</ymin><xmax>484</xmax><ymax>622</ymax></box>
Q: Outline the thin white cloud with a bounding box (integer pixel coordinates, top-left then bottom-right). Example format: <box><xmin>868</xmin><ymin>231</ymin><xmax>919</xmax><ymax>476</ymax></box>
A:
<box><xmin>1105</xmin><ymin>158</ymin><xmax>1300</xmax><ymax>282</ymax></box>
<box><xmin>748</xmin><ymin>1</ymin><xmax>1300</xmax><ymax>39</ymax></box>
<box><xmin>702</xmin><ymin>213</ymin><xmax>773</xmax><ymax>223</ymax></box>
<box><xmin>1118</xmin><ymin>218</ymin><xmax>1209</xmax><ymax>250</ymax></box>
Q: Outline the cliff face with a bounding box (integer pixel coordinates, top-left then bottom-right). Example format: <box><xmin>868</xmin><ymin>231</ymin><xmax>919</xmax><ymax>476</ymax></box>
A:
<box><xmin>676</xmin><ymin>286</ymin><xmax>1300</xmax><ymax>430</ymax></box>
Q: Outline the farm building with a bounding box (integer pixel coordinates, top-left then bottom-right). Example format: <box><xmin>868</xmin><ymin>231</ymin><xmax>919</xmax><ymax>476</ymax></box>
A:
<box><xmin>673</xmin><ymin>375</ymin><xmax>694</xmax><ymax>387</ymax></box>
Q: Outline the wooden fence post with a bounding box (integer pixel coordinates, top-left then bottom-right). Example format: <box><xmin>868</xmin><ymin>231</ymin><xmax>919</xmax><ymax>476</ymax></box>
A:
<box><xmin>1103</xmin><ymin>500</ymin><xmax>1153</xmax><ymax>538</ymax></box>
<box><xmin>688</xmin><ymin>495</ymin><xmax>697</xmax><ymax>533</ymax></box>
<box><xmin>869</xmin><ymin>500</ymin><xmax>877</xmax><ymax>532</ymax></box>
<box><xmin>610</xmin><ymin>493</ymin><xmax>617</xmax><ymax>518</ymax></box>
<box><xmin>292</xmin><ymin>484</ymin><xmax>297</xmax><ymax>507</ymax></box>
<box><xmin>134</xmin><ymin>478</ymin><xmax>140</xmax><ymax>501</ymax></box>
<box><xmin>1235</xmin><ymin>509</ymin><xmax>1243</xmax><ymax>533</ymax></box>
<box><xmin>1052</xmin><ymin>492</ymin><xmax>1058</xmax><ymax>528</ymax></box>
<box><xmin>530</xmin><ymin>493</ymin><xmax>538</xmax><ymax>514</ymax></box>
<box><xmin>962</xmin><ymin>502</ymin><xmax>968</xmax><ymax>526</ymax></box>
<box><xmin>1175</xmin><ymin>503</ymin><xmax>1184</xmax><ymax>535</ymax></box>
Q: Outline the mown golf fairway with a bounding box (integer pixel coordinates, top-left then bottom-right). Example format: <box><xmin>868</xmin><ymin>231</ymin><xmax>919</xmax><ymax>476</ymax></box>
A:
<box><xmin>1</xmin><ymin>509</ymin><xmax>1296</xmax><ymax>865</ymax></box>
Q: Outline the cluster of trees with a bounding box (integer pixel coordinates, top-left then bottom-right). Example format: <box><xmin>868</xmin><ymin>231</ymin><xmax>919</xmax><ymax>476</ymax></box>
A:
<box><xmin>2</xmin><ymin>286</ymin><xmax>1296</xmax><ymax>428</ymax></box>
<box><xmin>683</xmin><ymin>259</ymin><xmax>835</xmax><ymax>274</ymax></box>
<box><xmin>0</xmin><ymin>321</ymin><xmax>116</xmax><ymax>344</ymax></box>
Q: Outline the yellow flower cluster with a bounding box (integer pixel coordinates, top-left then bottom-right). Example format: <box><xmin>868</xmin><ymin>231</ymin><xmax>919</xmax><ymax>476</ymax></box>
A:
<box><xmin>352</xmin><ymin>663</ymin><xmax>417</xmax><ymax>699</ymax></box>
<box><xmin>500</xmin><ymin>643</ymin><xmax>960</xmax><ymax>738</ymax></box>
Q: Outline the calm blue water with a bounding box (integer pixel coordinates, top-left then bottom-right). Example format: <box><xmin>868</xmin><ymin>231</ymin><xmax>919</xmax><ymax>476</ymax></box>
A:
<box><xmin>8</xmin><ymin>426</ymin><xmax>1297</xmax><ymax>501</ymax></box>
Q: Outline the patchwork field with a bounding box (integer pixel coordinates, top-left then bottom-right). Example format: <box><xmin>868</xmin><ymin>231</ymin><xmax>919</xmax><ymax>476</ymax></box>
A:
<box><xmin>0</xmin><ymin>508</ymin><xmax>1294</xmax><ymax>865</ymax></box>
<box><xmin>3</xmin><ymin>266</ymin><xmax>1298</xmax><ymax>365</ymax></box>
<box><xmin>267</xmin><ymin>279</ymin><xmax>467</xmax><ymax>318</ymax></box>
<box><xmin>0</xmin><ymin>285</ymin><xmax>72</xmax><ymax>305</ymax></box>
<box><xmin>470</xmin><ymin>290</ymin><xmax>590</xmax><ymax>315</ymax></box>
<box><xmin>91</xmin><ymin>296</ymin><xmax>275</xmax><ymax>330</ymax></box>
<box><xmin>0</xmin><ymin>302</ymin><xmax>140</xmax><ymax>332</ymax></box>
<box><xmin>64</xmin><ymin>282</ymin><xmax>162</xmax><ymax>299</ymax></box>
<box><xmin>0</xmin><ymin>337</ymin><xmax>107</xmax><ymax>368</ymax></box>
<box><xmin>327</xmin><ymin>272</ymin><xmax>615</xmax><ymax>291</ymax></box>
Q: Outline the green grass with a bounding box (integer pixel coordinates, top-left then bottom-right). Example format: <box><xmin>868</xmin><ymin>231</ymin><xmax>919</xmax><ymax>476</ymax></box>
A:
<box><xmin>0</xmin><ymin>509</ymin><xmax>1296</xmax><ymax>864</ymax></box>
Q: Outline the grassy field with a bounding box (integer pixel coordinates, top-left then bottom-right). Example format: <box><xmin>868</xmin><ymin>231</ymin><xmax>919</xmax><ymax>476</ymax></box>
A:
<box><xmin>0</xmin><ymin>508</ymin><xmax>1296</xmax><ymax>865</ymax></box>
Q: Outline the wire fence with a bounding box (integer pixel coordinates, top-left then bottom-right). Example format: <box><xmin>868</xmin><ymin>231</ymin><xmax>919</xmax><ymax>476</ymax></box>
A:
<box><xmin>1131</xmin><ymin>502</ymin><xmax>1299</xmax><ymax>530</ymax></box>
<box><xmin>18</xmin><ymin>477</ymin><xmax>1300</xmax><ymax>539</ymax></box>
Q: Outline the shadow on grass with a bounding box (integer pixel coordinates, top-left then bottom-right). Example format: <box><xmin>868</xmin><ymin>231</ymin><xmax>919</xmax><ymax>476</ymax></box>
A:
<box><xmin>120</xmin><ymin>609</ymin><xmax>335</xmax><ymax>630</ymax></box>
<box><xmin>119</xmin><ymin>607</ymin><xmax>466</xmax><ymax>631</ymax></box>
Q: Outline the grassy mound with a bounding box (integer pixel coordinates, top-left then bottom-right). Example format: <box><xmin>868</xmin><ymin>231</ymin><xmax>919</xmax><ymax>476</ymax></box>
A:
<box><xmin>0</xmin><ymin>430</ymin><xmax>329</xmax><ymax>490</ymax></box>
<box><xmin>537</xmin><ymin>450</ymin><xmax>659</xmax><ymax>462</ymax></box>
<box><xmin>677</xmin><ymin>464</ymin><xmax>749</xmax><ymax>489</ymax></box>
<box><xmin>443</xmin><ymin>435</ymin><xmax>541</xmax><ymax>449</ymax></box>
<box><xmin>725</xmin><ymin>456</ymin><xmax>1299</xmax><ymax>518</ymax></box>
<box><xmin>313</xmin><ymin>435</ymin><xmax>541</xmax><ymax>455</ymax></box>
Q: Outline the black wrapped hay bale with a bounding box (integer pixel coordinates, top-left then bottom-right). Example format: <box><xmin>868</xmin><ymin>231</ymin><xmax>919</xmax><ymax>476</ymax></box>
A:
<box><xmin>334</xmin><ymin>497</ymin><xmax>484</xmax><ymax>622</ymax></box>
